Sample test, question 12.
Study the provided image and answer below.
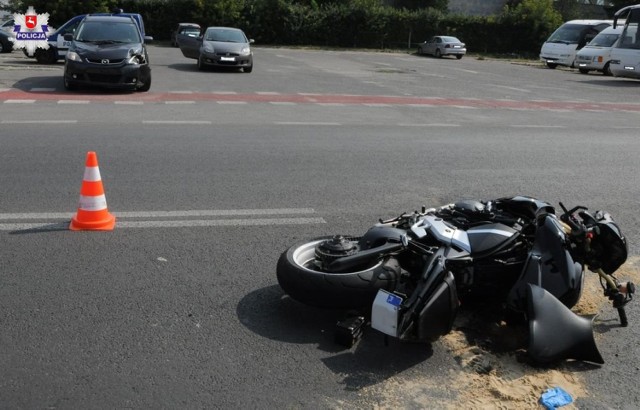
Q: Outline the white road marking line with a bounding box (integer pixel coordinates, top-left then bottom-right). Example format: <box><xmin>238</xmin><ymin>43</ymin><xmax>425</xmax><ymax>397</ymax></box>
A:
<box><xmin>275</xmin><ymin>121</ymin><xmax>341</xmax><ymax>125</ymax></box>
<box><xmin>1</xmin><ymin>120</ymin><xmax>77</xmax><ymax>124</ymax></box>
<box><xmin>165</xmin><ymin>101</ymin><xmax>195</xmax><ymax>104</ymax></box>
<box><xmin>115</xmin><ymin>101</ymin><xmax>143</xmax><ymax>105</ymax></box>
<box><xmin>168</xmin><ymin>90</ymin><xmax>194</xmax><ymax>94</ymax></box>
<box><xmin>0</xmin><ymin>217</ymin><xmax>326</xmax><ymax>231</ymax></box>
<box><xmin>364</xmin><ymin>103</ymin><xmax>391</xmax><ymax>107</ymax></box>
<box><xmin>142</xmin><ymin>120</ymin><xmax>212</xmax><ymax>125</ymax></box>
<box><xmin>58</xmin><ymin>100</ymin><xmax>90</xmax><ymax>104</ymax></box>
<box><xmin>256</xmin><ymin>91</ymin><xmax>280</xmax><ymax>95</ymax></box>
<box><xmin>398</xmin><ymin>123</ymin><xmax>460</xmax><ymax>127</ymax></box>
<box><xmin>316</xmin><ymin>103</ymin><xmax>345</xmax><ymax>106</ymax></box>
<box><xmin>269</xmin><ymin>102</ymin><xmax>296</xmax><ymax>105</ymax></box>
<box><xmin>211</xmin><ymin>91</ymin><xmax>237</xmax><ymax>94</ymax></box>
<box><xmin>0</xmin><ymin>208</ymin><xmax>318</xmax><ymax>220</ymax></box>
<box><xmin>4</xmin><ymin>99</ymin><xmax>36</xmax><ymax>104</ymax></box>
<box><xmin>217</xmin><ymin>101</ymin><xmax>247</xmax><ymax>105</ymax></box>
<box><xmin>511</xmin><ymin>125</ymin><xmax>565</xmax><ymax>128</ymax></box>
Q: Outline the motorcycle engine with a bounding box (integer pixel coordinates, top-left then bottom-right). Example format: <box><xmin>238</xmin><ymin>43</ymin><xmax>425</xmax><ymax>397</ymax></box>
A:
<box><xmin>315</xmin><ymin>235</ymin><xmax>359</xmax><ymax>271</ymax></box>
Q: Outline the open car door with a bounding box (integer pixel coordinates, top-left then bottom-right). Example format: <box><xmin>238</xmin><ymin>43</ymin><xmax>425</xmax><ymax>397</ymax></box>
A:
<box><xmin>178</xmin><ymin>32</ymin><xmax>202</xmax><ymax>59</ymax></box>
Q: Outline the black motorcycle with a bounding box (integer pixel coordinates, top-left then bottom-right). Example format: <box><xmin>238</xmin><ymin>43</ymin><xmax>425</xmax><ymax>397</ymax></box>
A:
<box><xmin>276</xmin><ymin>196</ymin><xmax>633</xmax><ymax>363</ymax></box>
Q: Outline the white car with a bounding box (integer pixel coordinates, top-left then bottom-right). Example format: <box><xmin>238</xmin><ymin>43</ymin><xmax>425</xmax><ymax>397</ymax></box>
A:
<box><xmin>575</xmin><ymin>26</ymin><xmax>623</xmax><ymax>75</ymax></box>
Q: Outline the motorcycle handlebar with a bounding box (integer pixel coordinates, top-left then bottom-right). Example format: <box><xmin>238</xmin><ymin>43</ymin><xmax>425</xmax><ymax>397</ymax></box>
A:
<box><xmin>597</xmin><ymin>269</ymin><xmax>634</xmax><ymax>327</ymax></box>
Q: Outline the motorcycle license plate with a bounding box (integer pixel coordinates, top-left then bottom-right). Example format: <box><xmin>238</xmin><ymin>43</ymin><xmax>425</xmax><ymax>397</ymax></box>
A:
<box><xmin>371</xmin><ymin>290</ymin><xmax>403</xmax><ymax>337</ymax></box>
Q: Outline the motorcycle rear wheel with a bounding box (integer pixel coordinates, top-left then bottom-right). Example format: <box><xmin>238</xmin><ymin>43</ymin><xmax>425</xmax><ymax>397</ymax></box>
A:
<box><xmin>276</xmin><ymin>236</ymin><xmax>400</xmax><ymax>309</ymax></box>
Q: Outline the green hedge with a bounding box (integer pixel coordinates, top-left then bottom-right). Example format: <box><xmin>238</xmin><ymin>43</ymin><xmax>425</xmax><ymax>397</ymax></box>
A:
<box><xmin>6</xmin><ymin>0</ymin><xmax>560</xmax><ymax>57</ymax></box>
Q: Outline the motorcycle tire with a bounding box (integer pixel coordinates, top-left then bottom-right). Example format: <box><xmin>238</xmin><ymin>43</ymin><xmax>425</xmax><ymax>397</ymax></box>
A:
<box><xmin>276</xmin><ymin>236</ymin><xmax>401</xmax><ymax>309</ymax></box>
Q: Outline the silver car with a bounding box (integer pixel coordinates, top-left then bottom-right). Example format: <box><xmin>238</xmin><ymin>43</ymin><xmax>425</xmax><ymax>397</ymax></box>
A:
<box><xmin>417</xmin><ymin>36</ymin><xmax>466</xmax><ymax>59</ymax></box>
<box><xmin>178</xmin><ymin>26</ymin><xmax>253</xmax><ymax>73</ymax></box>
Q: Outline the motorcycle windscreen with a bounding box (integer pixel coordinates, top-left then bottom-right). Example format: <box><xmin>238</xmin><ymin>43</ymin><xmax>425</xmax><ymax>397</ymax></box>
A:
<box><xmin>527</xmin><ymin>283</ymin><xmax>604</xmax><ymax>364</ymax></box>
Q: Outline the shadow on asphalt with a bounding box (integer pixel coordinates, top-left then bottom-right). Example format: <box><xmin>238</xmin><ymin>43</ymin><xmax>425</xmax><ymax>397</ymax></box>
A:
<box><xmin>237</xmin><ymin>284</ymin><xmax>433</xmax><ymax>390</ymax></box>
<box><xmin>10</xmin><ymin>75</ymin><xmax>137</xmax><ymax>95</ymax></box>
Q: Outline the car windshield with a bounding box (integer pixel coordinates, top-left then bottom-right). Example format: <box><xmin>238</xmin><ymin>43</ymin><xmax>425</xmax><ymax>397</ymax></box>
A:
<box><xmin>547</xmin><ymin>24</ymin><xmax>586</xmax><ymax>44</ymax></box>
<box><xmin>204</xmin><ymin>29</ymin><xmax>246</xmax><ymax>43</ymax></box>
<box><xmin>182</xmin><ymin>28</ymin><xmax>200</xmax><ymax>36</ymax></box>
<box><xmin>75</xmin><ymin>21</ymin><xmax>141</xmax><ymax>44</ymax></box>
<box><xmin>588</xmin><ymin>32</ymin><xmax>620</xmax><ymax>47</ymax></box>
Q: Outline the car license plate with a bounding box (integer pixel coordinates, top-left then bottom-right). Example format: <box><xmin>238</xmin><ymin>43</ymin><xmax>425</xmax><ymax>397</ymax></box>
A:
<box><xmin>220</xmin><ymin>56</ymin><xmax>235</xmax><ymax>62</ymax></box>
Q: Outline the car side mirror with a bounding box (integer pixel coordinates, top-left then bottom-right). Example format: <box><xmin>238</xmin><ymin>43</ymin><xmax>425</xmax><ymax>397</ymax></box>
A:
<box><xmin>64</xmin><ymin>33</ymin><xmax>73</xmax><ymax>41</ymax></box>
<box><xmin>144</xmin><ymin>35</ymin><xmax>153</xmax><ymax>42</ymax></box>
<box><xmin>250</xmin><ymin>39</ymin><xmax>255</xmax><ymax>44</ymax></box>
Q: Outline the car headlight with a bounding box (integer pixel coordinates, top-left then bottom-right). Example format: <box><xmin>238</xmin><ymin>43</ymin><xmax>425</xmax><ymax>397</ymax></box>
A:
<box><xmin>240</xmin><ymin>46</ymin><xmax>251</xmax><ymax>56</ymax></box>
<box><xmin>66</xmin><ymin>51</ymin><xmax>82</xmax><ymax>62</ymax></box>
<box><xmin>203</xmin><ymin>43</ymin><xmax>214</xmax><ymax>53</ymax></box>
<box><xmin>126</xmin><ymin>54</ymin><xmax>145</xmax><ymax>65</ymax></box>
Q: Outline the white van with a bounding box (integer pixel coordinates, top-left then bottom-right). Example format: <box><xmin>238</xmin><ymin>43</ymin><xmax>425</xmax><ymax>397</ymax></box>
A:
<box><xmin>610</xmin><ymin>5</ymin><xmax>640</xmax><ymax>79</ymax></box>
<box><xmin>540</xmin><ymin>20</ymin><xmax>612</xmax><ymax>69</ymax></box>
<box><xmin>574</xmin><ymin>26</ymin><xmax>623</xmax><ymax>75</ymax></box>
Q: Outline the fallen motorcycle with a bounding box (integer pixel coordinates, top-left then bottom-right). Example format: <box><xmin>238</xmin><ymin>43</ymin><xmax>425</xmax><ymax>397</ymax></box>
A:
<box><xmin>276</xmin><ymin>196</ymin><xmax>634</xmax><ymax>363</ymax></box>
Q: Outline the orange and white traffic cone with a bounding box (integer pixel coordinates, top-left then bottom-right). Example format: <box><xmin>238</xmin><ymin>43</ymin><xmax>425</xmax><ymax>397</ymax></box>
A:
<box><xmin>69</xmin><ymin>151</ymin><xmax>116</xmax><ymax>231</ymax></box>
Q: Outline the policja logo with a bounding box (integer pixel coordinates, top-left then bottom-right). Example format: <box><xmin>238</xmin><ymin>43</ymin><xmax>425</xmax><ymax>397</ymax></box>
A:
<box><xmin>12</xmin><ymin>6</ymin><xmax>51</xmax><ymax>56</ymax></box>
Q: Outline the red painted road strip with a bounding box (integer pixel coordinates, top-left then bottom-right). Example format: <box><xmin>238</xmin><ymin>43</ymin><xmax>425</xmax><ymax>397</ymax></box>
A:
<box><xmin>2</xmin><ymin>89</ymin><xmax>640</xmax><ymax>112</ymax></box>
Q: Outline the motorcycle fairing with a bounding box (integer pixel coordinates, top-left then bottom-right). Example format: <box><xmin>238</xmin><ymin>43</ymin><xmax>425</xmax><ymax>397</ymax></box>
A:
<box><xmin>410</xmin><ymin>215</ymin><xmax>470</xmax><ymax>252</ymax></box>
<box><xmin>527</xmin><ymin>284</ymin><xmax>604</xmax><ymax>364</ymax></box>
<box><xmin>507</xmin><ymin>213</ymin><xmax>584</xmax><ymax>312</ymax></box>
<box><xmin>493</xmin><ymin>196</ymin><xmax>556</xmax><ymax>219</ymax></box>
<box><xmin>466</xmin><ymin>223</ymin><xmax>518</xmax><ymax>256</ymax></box>
<box><xmin>395</xmin><ymin>248</ymin><xmax>459</xmax><ymax>342</ymax></box>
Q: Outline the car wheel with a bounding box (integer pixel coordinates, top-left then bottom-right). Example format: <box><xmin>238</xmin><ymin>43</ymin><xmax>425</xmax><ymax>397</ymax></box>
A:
<box><xmin>603</xmin><ymin>62</ymin><xmax>612</xmax><ymax>76</ymax></box>
<box><xmin>456</xmin><ymin>54</ymin><xmax>463</xmax><ymax>60</ymax></box>
<box><xmin>35</xmin><ymin>47</ymin><xmax>57</xmax><ymax>64</ymax></box>
<box><xmin>416</xmin><ymin>47</ymin><xmax>422</xmax><ymax>55</ymax></box>
<box><xmin>546</xmin><ymin>62</ymin><xmax>558</xmax><ymax>69</ymax></box>
<box><xmin>197</xmin><ymin>56</ymin><xmax>205</xmax><ymax>71</ymax></box>
<box><xmin>244</xmin><ymin>64</ymin><xmax>253</xmax><ymax>73</ymax></box>
<box><xmin>435</xmin><ymin>48</ymin><xmax>441</xmax><ymax>58</ymax></box>
<box><xmin>137</xmin><ymin>75</ymin><xmax>151</xmax><ymax>92</ymax></box>
<box><xmin>578</xmin><ymin>68</ymin><xmax>589</xmax><ymax>74</ymax></box>
<box><xmin>0</xmin><ymin>40</ymin><xmax>11</xmax><ymax>53</ymax></box>
<box><xmin>63</xmin><ymin>76</ymin><xmax>77</xmax><ymax>91</ymax></box>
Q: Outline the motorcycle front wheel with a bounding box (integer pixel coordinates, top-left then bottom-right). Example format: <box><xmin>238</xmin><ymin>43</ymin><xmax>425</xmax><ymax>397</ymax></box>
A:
<box><xmin>276</xmin><ymin>236</ymin><xmax>401</xmax><ymax>309</ymax></box>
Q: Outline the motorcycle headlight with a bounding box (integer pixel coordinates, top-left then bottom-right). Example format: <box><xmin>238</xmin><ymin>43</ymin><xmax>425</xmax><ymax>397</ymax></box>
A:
<box><xmin>66</xmin><ymin>51</ymin><xmax>82</xmax><ymax>62</ymax></box>
<box><xmin>240</xmin><ymin>46</ymin><xmax>251</xmax><ymax>56</ymax></box>
<box><xmin>203</xmin><ymin>43</ymin><xmax>214</xmax><ymax>53</ymax></box>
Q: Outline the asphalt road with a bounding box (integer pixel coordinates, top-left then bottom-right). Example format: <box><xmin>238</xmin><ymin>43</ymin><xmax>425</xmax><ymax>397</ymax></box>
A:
<box><xmin>1</xmin><ymin>45</ymin><xmax>640</xmax><ymax>408</ymax></box>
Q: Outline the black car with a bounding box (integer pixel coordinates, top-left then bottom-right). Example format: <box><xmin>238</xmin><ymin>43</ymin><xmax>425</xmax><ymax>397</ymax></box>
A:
<box><xmin>0</xmin><ymin>30</ymin><xmax>14</xmax><ymax>53</ymax></box>
<box><xmin>63</xmin><ymin>15</ymin><xmax>152</xmax><ymax>91</ymax></box>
